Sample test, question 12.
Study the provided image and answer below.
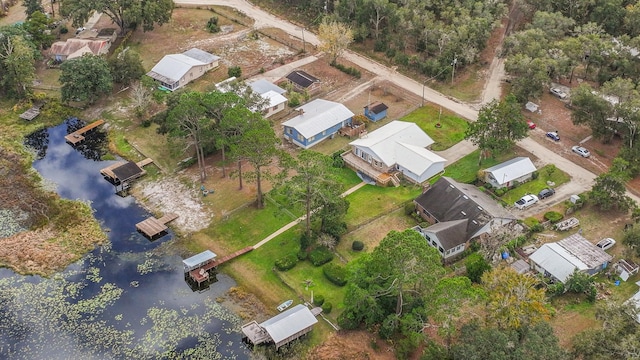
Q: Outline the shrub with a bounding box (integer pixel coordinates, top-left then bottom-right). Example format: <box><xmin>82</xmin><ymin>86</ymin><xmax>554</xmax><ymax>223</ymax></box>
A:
<box><xmin>495</xmin><ymin>187</ymin><xmax>506</xmax><ymax>196</ymax></box>
<box><xmin>323</xmin><ymin>263</ymin><xmax>348</xmax><ymax>286</ymax></box>
<box><xmin>227</xmin><ymin>66</ymin><xmax>242</xmax><ymax>78</ymax></box>
<box><xmin>374</xmin><ymin>40</ymin><xmax>387</xmax><ymax>52</ymax></box>
<box><xmin>544</xmin><ymin>211</ymin><xmax>563</xmax><ymax>223</ymax></box>
<box><xmin>331</xmin><ymin>150</ymin><xmax>345</xmax><ymax>168</ymax></box>
<box><xmin>532</xmin><ymin>171</ymin><xmax>539</xmax><ymax>180</ymax></box>
<box><xmin>313</xmin><ymin>294</ymin><xmax>325</xmax><ymax>306</ymax></box>
<box><xmin>297</xmin><ymin>250</ymin><xmax>307</xmax><ymax>261</ymax></box>
<box><xmin>404</xmin><ymin>202</ymin><xmax>416</xmax><ymax>216</ymax></box>
<box><xmin>547</xmin><ymin>282</ymin><xmax>565</xmax><ymax>296</ymax></box>
<box><xmin>60</xmin><ymin>26</ymin><xmax>68</xmax><ymax>34</ymax></box>
<box><xmin>309</xmin><ymin>246</ymin><xmax>333</xmax><ymax>266</ymax></box>
<box><xmin>352</xmin><ymin>240</ymin><xmax>364</xmax><ymax>251</ymax></box>
<box><xmin>288</xmin><ymin>93</ymin><xmax>301</xmax><ymax>107</ymax></box>
<box><xmin>530</xmin><ymin>223</ymin><xmax>544</xmax><ymax>232</ymax></box>
<box><xmin>274</xmin><ymin>254</ymin><xmax>298</xmax><ymax>271</ymax></box>
<box><xmin>206</xmin><ymin>16</ymin><xmax>220</xmax><ymax>33</ymax></box>
<box><xmin>330</xmin><ymin>62</ymin><xmax>361</xmax><ymax>78</ymax></box>
<box><xmin>321</xmin><ymin>302</ymin><xmax>332</xmax><ymax>314</ymax></box>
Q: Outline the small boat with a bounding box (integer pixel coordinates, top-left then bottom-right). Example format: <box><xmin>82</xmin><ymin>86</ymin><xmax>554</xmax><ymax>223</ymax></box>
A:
<box><xmin>277</xmin><ymin>299</ymin><xmax>293</xmax><ymax>312</ymax></box>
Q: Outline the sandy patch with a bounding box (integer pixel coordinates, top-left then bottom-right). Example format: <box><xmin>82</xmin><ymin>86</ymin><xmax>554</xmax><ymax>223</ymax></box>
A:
<box><xmin>137</xmin><ymin>176</ymin><xmax>213</xmax><ymax>234</ymax></box>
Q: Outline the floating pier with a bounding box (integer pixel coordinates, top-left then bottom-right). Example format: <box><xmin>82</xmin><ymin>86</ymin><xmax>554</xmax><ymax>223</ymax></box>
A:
<box><xmin>65</xmin><ymin>119</ymin><xmax>105</xmax><ymax>145</ymax></box>
<box><xmin>135</xmin><ymin>213</ymin><xmax>178</xmax><ymax>238</ymax></box>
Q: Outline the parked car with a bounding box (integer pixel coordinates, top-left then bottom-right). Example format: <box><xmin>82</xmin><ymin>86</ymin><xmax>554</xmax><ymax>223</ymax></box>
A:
<box><xmin>572</xmin><ymin>145</ymin><xmax>591</xmax><ymax>158</ymax></box>
<box><xmin>596</xmin><ymin>238</ymin><xmax>616</xmax><ymax>251</ymax></box>
<box><xmin>538</xmin><ymin>188</ymin><xmax>555</xmax><ymax>199</ymax></box>
<box><xmin>526</xmin><ymin>119</ymin><xmax>536</xmax><ymax>129</ymax></box>
<box><xmin>514</xmin><ymin>194</ymin><xmax>539</xmax><ymax>210</ymax></box>
<box><xmin>550</xmin><ymin>87</ymin><xmax>568</xmax><ymax>99</ymax></box>
<box><xmin>546</xmin><ymin>131</ymin><xmax>560</xmax><ymax>141</ymax></box>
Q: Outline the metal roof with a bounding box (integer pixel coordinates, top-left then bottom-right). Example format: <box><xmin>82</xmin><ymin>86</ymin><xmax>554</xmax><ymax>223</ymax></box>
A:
<box><xmin>282</xmin><ymin>99</ymin><xmax>354</xmax><ymax>138</ymax></box>
<box><xmin>261</xmin><ymin>90</ymin><xmax>288</xmax><ymax>108</ymax></box>
<box><xmin>182</xmin><ymin>250</ymin><xmax>217</xmax><ymax>269</ymax></box>
<box><xmin>395</xmin><ymin>142</ymin><xmax>446</xmax><ymax>176</ymax></box>
<box><xmin>182</xmin><ymin>48</ymin><xmax>220</xmax><ymax>63</ymax></box>
<box><xmin>350</xmin><ymin>121</ymin><xmax>435</xmax><ymax>167</ymax></box>
<box><xmin>484</xmin><ymin>157</ymin><xmax>536</xmax><ymax>185</ymax></box>
<box><xmin>248</xmin><ymin>79</ymin><xmax>286</xmax><ymax>95</ymax></box>
<box><xmin>260</xmin><ymin>304</ymin><xmax>317</xmax><ymax>344</ymax></box>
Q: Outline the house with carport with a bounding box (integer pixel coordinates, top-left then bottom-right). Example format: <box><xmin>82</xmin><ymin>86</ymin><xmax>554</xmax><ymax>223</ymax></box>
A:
<box><xmin>342</xmin><ymin>120</ymin><xmax>446</xmax><ymax>186</ymax></box>
<box><xmin>147</xmin><ymin>48</ymin><xmax>220</xmax><ymax>91</ymax></box>
<box><xmin>528</xmin><ymin>234</ymin><xmax>612</xmax><ymax>283</ymax></box>
<box><xmin>412</xmin><ymin>177</ymin><xmax>518</xmax><ymax>262</ymax></box>
<box><xmin>483</xmin><ymin>157</ymin><xmax>536</xmax><ymax>189</ymax></box>
<box><xmin>282</xmin><ymin>99</ymin><xmax>354</xmax><ymax>149</ymax></box>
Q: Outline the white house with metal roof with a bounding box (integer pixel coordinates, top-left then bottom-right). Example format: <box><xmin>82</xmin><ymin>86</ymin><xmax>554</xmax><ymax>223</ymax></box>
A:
<box><xmin>147</xmin><ymin>48</ymin><xmax>220</xmax><ymax>91</ymax></box>
<box><xmin>343</xmin><ymin>120</ymin><xmax>446</xmax><ymax>185</ymax></box>
<box><xmin>282</xmin><ymin>99</ymin><xmax>354</xmax><ymax>149</ymax></box>
<box><xmin>483</xmin><ymin>157</ymin><xmax>537</xmax><ymax>189</ymax></box>
<box><xmin>248</xmin><ymin>79</ymin><xmax>287</xmax><ymax>118</ymax></box>
<box><xmin>241</xmin><ymin>304</ymin><xmax>318</xmax><ymax>350</ymax></box>
<box><xmin>528</xmin><ymin>234</ymin><xmax>612</xmax><ymax>283</ymax></box>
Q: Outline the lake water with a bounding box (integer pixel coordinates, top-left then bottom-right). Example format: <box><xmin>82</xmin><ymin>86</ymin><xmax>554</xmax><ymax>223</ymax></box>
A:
<box><xmin>0</xmin><ymin>119</ymin><xmax>251</xmax><ymax>359</ymax></box>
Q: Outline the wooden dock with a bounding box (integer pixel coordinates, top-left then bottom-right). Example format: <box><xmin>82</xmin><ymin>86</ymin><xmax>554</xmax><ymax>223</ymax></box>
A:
<box><xmin>188</xmin><ymin>246</ymin><xmax>254</xmax><ymax>284</ymax></box>
<box><xmin>65</xmin><ymin>119</ymin><xmax>105</xmax><ymax>145</ymax></box>
<box><xmin>100</xmin><ymin>158</ymin><xmax>153</xmax><ymax>183</ymax></box>
<box><xmin>135</xmin><ymin>213</ymin><xmax>178</xmax><ymax>238</ymax></box>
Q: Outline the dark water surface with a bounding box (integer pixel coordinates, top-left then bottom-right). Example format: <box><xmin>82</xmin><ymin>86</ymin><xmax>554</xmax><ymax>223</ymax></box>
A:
<box><xmin>0</xmin><ymin>119</ymin><xmax>251</xmax><ymax>359</ymax></box>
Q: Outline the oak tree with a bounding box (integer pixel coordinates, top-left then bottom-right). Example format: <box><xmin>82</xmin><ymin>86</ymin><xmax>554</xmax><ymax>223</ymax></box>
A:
<box><xmin>59</xmin><ymin>54</ymin><xmax>113</xmax><ymax>104</ymax></box>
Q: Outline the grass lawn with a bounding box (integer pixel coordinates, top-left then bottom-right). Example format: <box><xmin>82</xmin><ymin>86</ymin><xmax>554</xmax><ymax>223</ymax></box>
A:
<box><xmin>400</xmin><ymin>106</ymin><xmax>468</xmax><ymax>150</ymax></box>
<box><xmin>438</xmin><ymin>149</ymin><xmax>505</xmax><ymax>184</ymax></box>
<box><xmin>343</xmin><ymin>184</ymin><xmax>421</xmax><ymax>229</ymax></box>
<box><xmin>499</xmin><ymin>165</ymin><xmax>571</xmax><ymax>205</ymax></box>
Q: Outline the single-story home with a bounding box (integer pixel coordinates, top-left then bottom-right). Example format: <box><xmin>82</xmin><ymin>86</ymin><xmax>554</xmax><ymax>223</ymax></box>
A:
<box><xmin>412</xmin><ymin>177</ymin><xmax>518</xmax><ymax>261</ymax></box>
<box><xmin>528</xmin><ymin>234</ymin><xmax>613</xmax><ymax>283</ymax></box>
<box><xmin>364</xmin><ymin>101</ymin><xmax>388</xmax><ymax>122</ymax></box>
<box><xmin>241</xmin><ymin>304</ymin><xmax>318</xmax><ymax>350</ymax></box>
<box><xmin>343</xmin><ymin>120</ymin><xmax>446</xmax><ymax>185</ymax></box>
<box><xmin>147</xmin><ymin>48</ymin><xmax>220</xmax><ymax>91</ymax></box>
<box><xmin>49</xmin><ymin>38</ymin><xmax>111</xmax><ymax>62</ymax></box>
<box><xmin>483</xmin><ymin>157</ymin><xmax>536</xmax><ymax>189</ymax></box>
<box><xmin>248</xmin><ymin>79</ymin><xmax>288</xmax><ymax>118</ymax></box>
<box><xmin>285</xmin><ymin>70</ymin><xmax>321</xmax><ymax>92</ymax></box>
<box><xmin>282</xmin><ymin>99</ymin><xmax>354</xmax><ymax>149</ymax></box>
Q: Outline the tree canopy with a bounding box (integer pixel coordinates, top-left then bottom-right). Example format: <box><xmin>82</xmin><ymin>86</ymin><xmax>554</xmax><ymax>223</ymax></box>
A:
<box><xmin>465</xmin><ymin>94</ymin><xmax>529</xmax><ymax>163</ymax></box>
<box><xmin>61</xmin><ymin>0</ymin><xmax>174</xmax><ymax>34</ymax></box>
<box><xmin>59</xmin><ymin>54</ymin><xmax>113</xmax><ymax>104</ymax></box>
<box><xmin>318</xmin><ymin>18</ymin><xmax>353</xmax><ymax>64</ymax></box>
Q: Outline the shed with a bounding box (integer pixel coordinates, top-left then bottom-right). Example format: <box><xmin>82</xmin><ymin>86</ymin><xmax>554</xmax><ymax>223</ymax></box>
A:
<box><xmin>285</xmin><ymin>70</ymin><xmax>321</xmax><ymax>92</ymax></box>
<box><xmin>483</xmin><ymin>157</ymin><xmax>536</xmax><ymax>189</ymax></box>
<box><xmin>364</xmin><ymin>101</ymin><xmax>388</xmax><ymax>122</ymax></box>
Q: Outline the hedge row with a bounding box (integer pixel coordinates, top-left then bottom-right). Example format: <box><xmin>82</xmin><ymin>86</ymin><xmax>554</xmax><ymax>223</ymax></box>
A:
<box><xmin>275</xmin><ymin>254</ymin><xmax>298</xmax><ymax>271</ymax></box>
<box><xmin>323</xmin><ymin>263</ymin><xmax>348</xmax><ymax>286</ymax></box>
<box><xmin>309</xmin><ymin>246</ymin><xmax>334</xmax><ymax>266</ymax></box>
<box><xmin>330</xmin><ymin>62</ymin><xmax>361</xmax><ymax>78</ymax></box>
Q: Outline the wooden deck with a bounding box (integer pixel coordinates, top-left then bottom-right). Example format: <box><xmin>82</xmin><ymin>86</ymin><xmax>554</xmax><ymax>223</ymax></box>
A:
<box><xmin>135</xmin><ymin>213</ymin><xmax>178</xmax><ymax>238</ymax></box>
<box><xmin>65</xmin><ymin>119</ymin><xmax>105</xmax><ymax>145</ymax></box>
<box><xmin>188</xmin><ymin>246</ymin><xmax>254</xmax><ymax>284</ymax></box>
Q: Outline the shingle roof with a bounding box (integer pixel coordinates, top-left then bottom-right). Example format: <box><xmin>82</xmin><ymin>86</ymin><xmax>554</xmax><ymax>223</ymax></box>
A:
<box><xmin>426</xmin><ymin>219</ymin><xmax>468</xmax><ymax>250</ymax></box>
<box><xmin>286</xmin><ymin>70</ymin><xmax>320</xmax><ymax>88</ymax></box>
<box><xmin>484</xmin><ymin>157</ymin><xmax>536</xmax><ymax>185</ymax></box>
<box><xmin>49</xmin><ymin>38</ymin><xmax>109</xmax><ymax>57</ymax></box>
<box><xmin>366</xmin><ymin>101</ymin><xmax>388</xmax><ymax>114</ymax></box>
<box><xmin>260</xmin><ymin>304</ymin><xmax>317</xmax><ymax>344</ymax></box>
<box><xmin>282</xmin><ymin>99</ymin><xmax>354</xmax><ymax>138</ymax></box>
<box><xmin>414</xmin><ymin>177</ymin><xmax>515</xmax><ymax>242</ymax></box>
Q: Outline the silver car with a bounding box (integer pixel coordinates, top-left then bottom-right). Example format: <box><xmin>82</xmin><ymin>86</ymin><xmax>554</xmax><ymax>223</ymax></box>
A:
<box><xmin>572</xmin><ymin>146</ymin><xmax>591</xmax><ymax>158</ymax></box>
<box><xmin>550</xmin><ymin>87</ymin><xmax>568</xmax><ymax>99</ymax></box>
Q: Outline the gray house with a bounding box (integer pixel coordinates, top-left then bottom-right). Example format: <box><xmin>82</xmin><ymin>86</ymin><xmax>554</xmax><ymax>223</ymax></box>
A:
<box><xmin>483</xmin><ymin>157</ymin><xmax>536</xmax><ymax>189</ymax></box>
<box><xmin>413</xmin><ymin>177</ymin><xmax>517</xmax><ymax>261</ymax></box>
<box><xmin>147</xmin><ymin>48</ymin><xmax>220</xmax><ymax>91</ymax></box>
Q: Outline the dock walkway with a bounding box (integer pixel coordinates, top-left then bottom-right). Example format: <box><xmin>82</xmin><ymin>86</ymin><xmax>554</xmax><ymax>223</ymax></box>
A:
<box><xmin>187</xmin><ymin>246</ymin><xmax>253</xmax><ymax>284</ymax></box>
<box><xmin>135</xmin><ymin>213</ymin><xmax>178</xmax><ymax>238</ymax></box>
<box><xmin>65</xmin><ymin>119</ymin><xmax>105</xmax><ymax>145</ymax></box>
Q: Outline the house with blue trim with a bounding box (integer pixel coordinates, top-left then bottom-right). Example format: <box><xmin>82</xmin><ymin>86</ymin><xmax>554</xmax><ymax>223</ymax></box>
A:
<box><xmin>282</xmin><ymin>99</ymin><xmax>354</xmax><ymax>149</ymax></box>
<box><xmin>364</xmin><ymin>101</ymin><xmax>388</xmax><ymax>122</ymax></box>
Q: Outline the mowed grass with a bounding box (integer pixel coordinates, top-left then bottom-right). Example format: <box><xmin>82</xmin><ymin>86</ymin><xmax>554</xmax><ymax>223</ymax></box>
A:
<box><xmin>343</xmin><ymin>184</ymin><xmax>421</xmax><ymax>229</ymax></box>
<box><xmin>400</xmin><ymin>106</ymin><xmax>468</xmax><ymax>150</ymax></box>
<box><xmin>500</xmin><ymin>164</ymin><xmax>571</xmax><ymax>204</ymax></box>
<box><xmin>435</xmin><ymin>149</ymin><xmax>504</xmax><ymax>184</ymax></box>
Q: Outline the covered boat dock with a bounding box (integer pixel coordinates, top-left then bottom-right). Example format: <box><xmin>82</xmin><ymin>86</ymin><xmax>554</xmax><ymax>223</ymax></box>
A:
<box><xmin>241</xmin><ymin>304</ymin><xmax>319</xmax><ymax>350</ymax></box>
